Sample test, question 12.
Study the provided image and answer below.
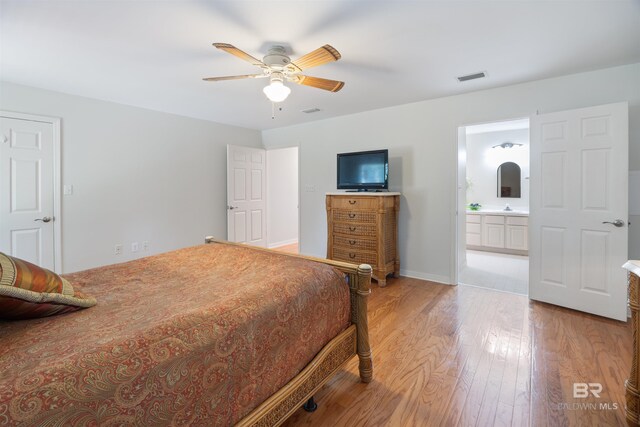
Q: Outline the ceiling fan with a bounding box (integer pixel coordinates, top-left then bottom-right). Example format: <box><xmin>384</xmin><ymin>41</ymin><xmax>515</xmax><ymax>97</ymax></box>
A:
<box><xmin>203</xmin><ymin>43</ymin><xmax>344</xmax><ymax>103</ymax></box>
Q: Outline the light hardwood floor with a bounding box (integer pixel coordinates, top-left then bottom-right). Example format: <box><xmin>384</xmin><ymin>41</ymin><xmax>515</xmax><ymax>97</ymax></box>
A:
<box><xmin>283</xmin><ymin>276</ymin><xmax>631</xmax><ymax>426</ymax></box>
<box><xmin>272</xmin><ymin>243</ymin><xmax>299</xmax><ymax>254</ymax></box>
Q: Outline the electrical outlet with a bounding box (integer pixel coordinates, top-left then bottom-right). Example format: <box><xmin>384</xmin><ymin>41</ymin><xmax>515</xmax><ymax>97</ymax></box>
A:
<box><xmin>114</xmin><ymin>244</ymin><xmax>123</xmax><ymax>255</ymax></box>
<box><xmin>304</xmin><ymin>184</ymin><xmax>316</xmax><ymax>192</ymax></box>
<box><xmin>131</xmin><ymin>242</ymin><xmax>139</xmax><ymax>253</ymax></box>
<box><xmin>142</xmin><ymin>241</ymin><xmax>149</xmax><ymax>251</ymax></box>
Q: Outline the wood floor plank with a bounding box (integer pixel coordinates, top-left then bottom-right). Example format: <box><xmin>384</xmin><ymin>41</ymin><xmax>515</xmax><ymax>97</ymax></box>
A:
<box><xmin>440</xmin><ymin>290</ymin><xmax>498</xmax><ymax>426</ymax></box>
<box><xmin>282</xmin><ymin>277</ymin><xmax>632</xmax><ymax>427</ymax></box>
<box><xmin>419</xmin><ymin>287</ymin><xmax>490</xmax><ymax>426</ymax></box>
<box><xmin>512</xmin><ymin>310</ymin><xmax>532</xmax><ymax>427</ymax></box>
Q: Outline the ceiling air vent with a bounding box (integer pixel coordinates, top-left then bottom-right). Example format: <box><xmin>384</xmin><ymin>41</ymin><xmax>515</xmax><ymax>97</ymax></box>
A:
<box><xmin>302</xmin><ymin>108</ymin><xmax>321</xmax><ymax>114</ymax></box>
<box><xmin>457</xmin><ymin>72</ymin><xmax>486</xmax><ymax>82</ymax></box>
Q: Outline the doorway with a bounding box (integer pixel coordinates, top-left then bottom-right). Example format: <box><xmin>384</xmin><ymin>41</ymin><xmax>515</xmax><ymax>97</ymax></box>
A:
<box><xmin>266</xmin><ymin>146</ymin><xmax>299</xmax><ymax>254</ymax></box>
<box><xmin>454</xmin><ymin>103</ymin><xmax>629</xmax><ymax>321</ymax></box>
<box><xmin>457</xmin><ymin>118</ymin><xmax>530</xmax><ymax>294</ymax></box>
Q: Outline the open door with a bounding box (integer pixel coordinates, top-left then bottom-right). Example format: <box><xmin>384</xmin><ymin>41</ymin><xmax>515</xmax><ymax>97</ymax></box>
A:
<box><xmin>226</xmin><ymin>145</ymin><xmax>267</xmax><ymax>247</ymax></box>
<box><xmin>529</xmin><ymin>102</ymin><xmax>628</xmax><ymax>320</ymax></box>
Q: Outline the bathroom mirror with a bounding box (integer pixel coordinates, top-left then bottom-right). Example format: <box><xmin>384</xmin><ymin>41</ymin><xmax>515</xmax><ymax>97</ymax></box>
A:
<box><xmin>497</xmin><ymin>162</ymin><xmax>521</xmax><ymax>198</ymax></box>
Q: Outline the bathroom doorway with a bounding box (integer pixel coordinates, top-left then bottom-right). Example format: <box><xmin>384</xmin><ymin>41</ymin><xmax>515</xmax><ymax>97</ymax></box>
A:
<box><xmin>457</xmin><ymin>118</ymin><xmax>530</xmax><ymax>294</ymax></box>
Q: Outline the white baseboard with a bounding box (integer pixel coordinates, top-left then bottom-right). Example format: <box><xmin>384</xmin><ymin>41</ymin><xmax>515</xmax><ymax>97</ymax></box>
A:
<box><xmin>399</xmin><ymin>269</ymin><xmax>452</xmax><ymax>285</ymax></box>
<box><xmin>268</xmin><ymin>239</ymin><xmax>298</xmax><ymax>249</ymax></box>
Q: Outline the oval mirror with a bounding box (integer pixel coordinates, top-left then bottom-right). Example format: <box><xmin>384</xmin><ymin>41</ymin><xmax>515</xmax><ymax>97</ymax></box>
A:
<box><xmin>497</xmin><ymin>162</ymin><xmax>521</xmax><ymax>198</ymax></box>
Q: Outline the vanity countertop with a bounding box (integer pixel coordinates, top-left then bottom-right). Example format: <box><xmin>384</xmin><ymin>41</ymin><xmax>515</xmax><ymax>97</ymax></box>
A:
<box><xmin>466</xmin><ymin>210</ymin><xmax>529</xmax><ymax>217</ymax></box>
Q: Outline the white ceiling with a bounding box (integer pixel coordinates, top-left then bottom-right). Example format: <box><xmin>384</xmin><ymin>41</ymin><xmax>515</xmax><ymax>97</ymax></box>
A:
<box><xmin>2</xmin><ymin>1</ymin><xmax>639</xmax><ymax>131</ymax></box>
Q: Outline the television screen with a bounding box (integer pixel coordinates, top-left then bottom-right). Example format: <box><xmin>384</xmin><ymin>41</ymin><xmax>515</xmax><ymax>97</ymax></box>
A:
<box><xmin>337</xmin><ymin>149</ymin><xmax>388</xmax><ymax>190</ymax></box>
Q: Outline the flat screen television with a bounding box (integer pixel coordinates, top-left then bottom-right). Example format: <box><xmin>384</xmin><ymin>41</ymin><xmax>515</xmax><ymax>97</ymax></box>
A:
<box><xmin>337</xmin><ymin>149</ymin><xmax>389</xmax><ymax>191</ymax></box>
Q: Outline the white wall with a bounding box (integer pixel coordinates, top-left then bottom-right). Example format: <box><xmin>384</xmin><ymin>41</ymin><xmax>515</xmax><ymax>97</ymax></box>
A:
<box><xmin>0</xmin><ymin>82</ymin><xmax>262</xmax><ymax>273</ymax></box>
<box><xmin>466</xmin><ymin>128</ymin><xmax>530</xmax><ymax>211</ymax></box>
<box><xmin>266</xmin><ymin>147</ymin><xmax>298</xmax><ymax>248</ymax></box>
<box><xmin>262</xmin><ymin>63</ymin><xmax>640</xmax><ymax>283</ymax></box>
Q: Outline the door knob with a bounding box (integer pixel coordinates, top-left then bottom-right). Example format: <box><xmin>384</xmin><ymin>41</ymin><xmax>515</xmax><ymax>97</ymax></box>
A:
<box><xmin>227</xmin><ymin>206</ymin><xmax>239</xmax><ymax>210</ymax></box>
<box><xmin>34</xmin><ymin>216</ymin><xmax>52</xmax><ymax>223</ymax></box>
<box><xmin>602</xmin><ymin>219</ymin><xmax>624</xmax><ymax>228</ymax></box>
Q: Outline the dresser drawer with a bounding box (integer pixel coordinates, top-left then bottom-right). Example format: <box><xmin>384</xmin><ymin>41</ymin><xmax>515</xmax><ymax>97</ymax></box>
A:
<box><xmin>484</xmin><ymin>215</ymin><xmax>505</xmax><ymax>225</ymax></box>
<box><xmin>333</xmin><ymin>222</ymin><xmax>377</xmax><ymax>237</ymax></box>
<box><xmin>333</xmin><ymin>210</ymin><xmax>376</xmax><ymax>223</ymax></box>
<box><xmin>330</xmin><ymin>197</ymin><xmax>377</xmax><ymax>210</ymax></box>
<box><xmin>466</xmin><ymin>214</ymin><xmax>481</xmax><ymax>224</ymax></box>
<box><xmin>506</xmin><ymin>216</ymin><xmax>528</xmax><ymax>226</ymax></box>
<box><xmin>332</xmin><ymin>247</ymin><xmax>377</xmax><ymax>266</ymax></box>
<box><xmin>334</xmin><ymin>235</ymin><xmax>378</xmax><ymax>252</ymax></box>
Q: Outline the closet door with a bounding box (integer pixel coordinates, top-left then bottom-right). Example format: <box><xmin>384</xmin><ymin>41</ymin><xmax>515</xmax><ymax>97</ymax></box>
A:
<box><xmin>0</xmin><ymin>115</ymin><xmax>59</xmax><ymax>270</ymax></box>
<box><xmin>226</xmin><ymin>145</ymin><xmax>267</xmax><ymax>247</ymax></box>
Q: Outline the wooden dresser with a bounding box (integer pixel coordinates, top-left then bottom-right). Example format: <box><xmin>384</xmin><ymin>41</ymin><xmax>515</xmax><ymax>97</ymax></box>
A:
<box><xmin>326</xmin><ymin>193</ymin><xmax>400</xmax><ymax>287</ymax></box>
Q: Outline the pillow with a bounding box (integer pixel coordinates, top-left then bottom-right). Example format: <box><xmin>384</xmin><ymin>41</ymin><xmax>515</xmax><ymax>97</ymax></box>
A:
<box><xmin>0</xmin><ymin>252</ymin><xmax>96</xmax><ymax>320</ymax></box>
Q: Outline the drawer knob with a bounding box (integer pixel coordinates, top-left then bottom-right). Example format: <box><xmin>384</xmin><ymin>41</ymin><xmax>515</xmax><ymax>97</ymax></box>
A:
<box><xmin>349</xmin><ymin>226</ymin><xmax>356</xmax><ymax>231</ymax></box>
<box><xmin>349</xmin><ymin>213</ymin><xmax>356</xmax><ymax>218</ymax></box>
<box><xmin>349</xmin><ymin>240</ymin><xmax>356</xmax><ymax>245</ymax></box>
<box><xmin>349</xmin><ymin>253</ymin><xmax>356</xmax><ymax>259</ymax></box>
<box><xmin>349</xmin><ymin>200</ymin><xmax>357</xmax><ymax>205</ymax></box>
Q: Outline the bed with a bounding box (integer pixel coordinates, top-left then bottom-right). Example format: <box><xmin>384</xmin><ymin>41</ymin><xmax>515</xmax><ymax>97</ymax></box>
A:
<box><xmin>0</xmin><ymin>238</ymin><xmax>372</xmax><ymax>426</ymax></box>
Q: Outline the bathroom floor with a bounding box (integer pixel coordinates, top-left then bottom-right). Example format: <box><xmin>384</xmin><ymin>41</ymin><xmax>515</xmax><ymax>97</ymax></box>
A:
<box><xmin>458</xmin><ymin>250</ymin><xmax>528</xmax><ymax>295</ymax></box>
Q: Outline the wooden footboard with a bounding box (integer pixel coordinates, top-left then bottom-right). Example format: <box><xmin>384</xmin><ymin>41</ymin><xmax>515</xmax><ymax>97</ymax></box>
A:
<box><xmin>204</xmin><ymin>237</ymin><xmax>372</xmax><ymax>426</ymax></box>
<box><xmin>625</xmin><ymin>262</ymin><xmax>640</xmax><ymax>426</ymax></box>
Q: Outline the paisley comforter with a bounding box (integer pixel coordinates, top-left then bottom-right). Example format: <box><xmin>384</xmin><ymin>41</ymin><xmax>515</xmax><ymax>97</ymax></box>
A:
<box><xmin>0</xmin><ymin>243</ymin><xmax>350</xmax><ymax>426</ymax></box>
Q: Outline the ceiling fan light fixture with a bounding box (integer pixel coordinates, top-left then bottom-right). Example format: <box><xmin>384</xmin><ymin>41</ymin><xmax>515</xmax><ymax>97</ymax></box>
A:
<box><xmin>207</xmin><ymin>43</ymin><xmax>344</xmax><ymax>105</ymax></box>
<box><xmin>263</xmin><ymin>76</ymin><xmax>291</xmax><ymax>103</ymax></box>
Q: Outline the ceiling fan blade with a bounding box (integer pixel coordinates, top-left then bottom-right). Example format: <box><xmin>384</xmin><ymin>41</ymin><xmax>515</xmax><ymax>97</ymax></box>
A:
<box><xmin>291</xmin><ymin>45</ymin><xmax>341</xmax><ymax>71</ymax></box>
<box><xmin>212</xmin><ymin>43</ymin><xmax>265</xmax><ymax>67</ymax></box>
<box><xmin>295</xmin><ymin>75</ymin><xmax>344</xmax><ymax>92</ymax></box>
<box><xmin>203</xmin><ymin>74</ymin><xmax>267</xmax><ymax>82</ymax></box>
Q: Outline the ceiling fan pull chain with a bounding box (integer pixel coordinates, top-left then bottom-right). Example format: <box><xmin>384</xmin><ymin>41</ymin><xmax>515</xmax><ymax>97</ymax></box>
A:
<box><xmin>272</xmin><ymin>102</ymin><xmax>275</xmax><ymax>120</ymax></box>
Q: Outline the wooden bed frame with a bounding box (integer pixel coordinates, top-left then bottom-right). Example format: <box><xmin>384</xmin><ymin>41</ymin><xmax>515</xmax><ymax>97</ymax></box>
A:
<box><xmin>625</xmin><ymin>262</ymin><xmax>640</xmax><ymax>426</ymax></box>
<box><xmin>204</xmin><ymin>238</ymin><xmax>373</xmax><ymax>427</ymax></box>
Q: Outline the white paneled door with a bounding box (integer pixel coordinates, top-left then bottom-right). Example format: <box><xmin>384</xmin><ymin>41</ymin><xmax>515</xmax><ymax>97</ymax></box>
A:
<box><xmin>530</xmin><ymin>102</ymin><xmax>628</xmax><ymax>320</ymax></box>
<box><xmin>226</xmin><ymin>145</ymin><xmax>267</xmax><ymax>247</ymax></box>
<box><xmin>0</xmin><ymin>115</ymin><xmax>59</xmax><ymax>270</ymax></box>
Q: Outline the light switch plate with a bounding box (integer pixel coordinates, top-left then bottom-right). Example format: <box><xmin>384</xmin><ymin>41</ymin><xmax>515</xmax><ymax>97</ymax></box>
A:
<box><xmin>63</xmin><ymin>185</ymin><xmax>73</xmax><ymax>195</ymax></box>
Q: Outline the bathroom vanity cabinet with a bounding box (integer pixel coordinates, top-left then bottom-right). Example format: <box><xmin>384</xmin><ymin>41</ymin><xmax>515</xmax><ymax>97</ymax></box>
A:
<box><xmin>466</xmin><ymin>211</ymin><xmax>528</xmax><ymax>255</ymax></box>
